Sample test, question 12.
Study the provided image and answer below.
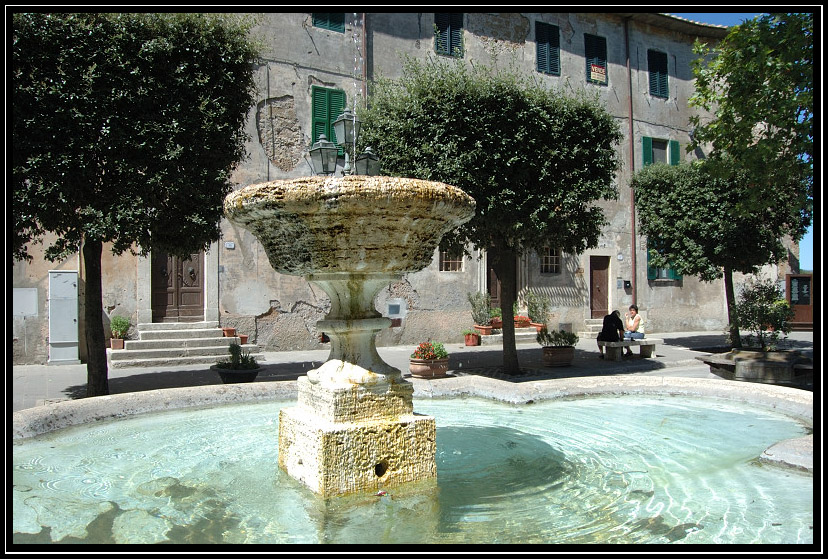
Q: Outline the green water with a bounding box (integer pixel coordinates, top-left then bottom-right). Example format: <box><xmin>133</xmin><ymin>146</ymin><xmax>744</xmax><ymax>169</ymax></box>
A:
<box><xmin>12</xmin><ymin>395</ymin><xmax>813</xmax><ymax>544</ymax></box>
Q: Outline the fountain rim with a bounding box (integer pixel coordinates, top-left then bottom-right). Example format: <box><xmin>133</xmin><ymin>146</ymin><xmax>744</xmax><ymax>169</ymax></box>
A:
<box><xmin>12</xmin><ymin>375</ymin><xmax>812</xmax><ymax>441</ymax></box>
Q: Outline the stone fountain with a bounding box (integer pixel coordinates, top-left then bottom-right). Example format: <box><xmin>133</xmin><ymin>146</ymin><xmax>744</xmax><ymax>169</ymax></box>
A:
<box><xmin>223</xmin><ymin>175</ymin><xmax>475</xmax><ymax>497</ymax></box>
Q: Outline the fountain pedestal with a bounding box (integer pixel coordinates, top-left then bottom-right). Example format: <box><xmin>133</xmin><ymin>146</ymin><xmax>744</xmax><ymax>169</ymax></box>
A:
<box><xmin>224</xmin><ymin>176</ymin><xmax>474</xmax><ymax>497</ymax></box>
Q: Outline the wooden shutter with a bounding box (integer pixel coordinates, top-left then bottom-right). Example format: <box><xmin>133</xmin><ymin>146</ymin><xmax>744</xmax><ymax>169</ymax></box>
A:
<box><xmin>648</xmin><ymin>50</ymin><xmax>668</xmax><ymax>98</ymax></box>
<box><xmin>642</xmin><ymin>136</ymin><xmax>653</xmax><ymax>167</ymax></box>
<box><xmin>311</xmin><ymin>86</ymin><xmax>346</xmax><ymax>153</ymax></box>
<box><xmin>536</xmin><ymin>22</ymin><xmax>560</xmax><ymax>75</ymax></box>
<box><xmin>312</xmin><ymin>13</ymin><xmax>345</xmax><ymax>33</ymax></box>
<box><xmin>435</xmin><ymin>13</ymin><xmax>463</xmax><ymax>57</ymax></box>
<box><xmin>585</xmin><ymin>34</ymin><xmax>607</xmax><ymax>84</ymax></box>
<box><xmin>669</xmin><ymin>140</ymin><xmax>680</xmax><ymax>165</ymax></box>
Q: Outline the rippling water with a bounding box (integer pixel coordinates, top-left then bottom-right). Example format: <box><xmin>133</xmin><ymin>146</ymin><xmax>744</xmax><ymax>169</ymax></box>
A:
<box><xmin>12</xmin><ymin>395</ymin><xmax>813</xmax><ymax>544</ymax></box>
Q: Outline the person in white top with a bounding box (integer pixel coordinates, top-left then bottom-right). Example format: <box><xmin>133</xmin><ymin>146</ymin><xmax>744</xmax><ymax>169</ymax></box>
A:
<box><xmin>623</xmin><ymin>304</ymin><xmax>644</xmax><ymax>356</ymax></box>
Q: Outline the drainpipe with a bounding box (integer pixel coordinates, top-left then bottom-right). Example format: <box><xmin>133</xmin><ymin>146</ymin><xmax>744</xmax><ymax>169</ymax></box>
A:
<box><xmin>361</xmin><ymin>13</ymin><xmax>368</xmax><ymax>103</ymax></box>
<box><xmin>624</xmin><ymin>17</ymin><xmax>637</xmax><ymax>306</ymax></box>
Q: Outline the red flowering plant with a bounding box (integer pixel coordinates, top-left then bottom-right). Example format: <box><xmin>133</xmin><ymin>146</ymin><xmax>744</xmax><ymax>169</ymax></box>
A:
<box><xmin>410</xmin><ymin>341</ymin><xmax>449</xmax><ymax>360</ymax></box>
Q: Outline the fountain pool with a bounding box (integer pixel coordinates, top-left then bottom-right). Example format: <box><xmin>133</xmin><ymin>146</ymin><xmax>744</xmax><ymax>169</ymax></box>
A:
<box><xmin>12</xmin><ymin>387</ymin><xmax>813</xmax><ymax>545</ymax></box>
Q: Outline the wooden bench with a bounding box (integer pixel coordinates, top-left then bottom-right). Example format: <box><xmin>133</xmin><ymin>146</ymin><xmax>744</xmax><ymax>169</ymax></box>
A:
<box><xmin>596</xmin><ymin>338</ymin><xmax>664</xmax><ymax>361</ymax></box>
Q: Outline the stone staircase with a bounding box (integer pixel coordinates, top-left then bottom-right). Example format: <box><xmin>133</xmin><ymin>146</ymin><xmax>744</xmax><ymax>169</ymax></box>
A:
<box><xmin>578</xmin><ymin>319</ymin><xmax>604</xmax><ymax>340</ymax></box>
<box><xmin>108</xmin><ymin>321</ymin><xmax>265</xmax><ymax>369</ymax></box>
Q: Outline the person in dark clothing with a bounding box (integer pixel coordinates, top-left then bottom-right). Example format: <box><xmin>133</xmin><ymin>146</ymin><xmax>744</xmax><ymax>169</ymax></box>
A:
<box><xmin>596</xmin><ymin>310</ymin><xmax>624</xmax><ymax>359</ymax></box>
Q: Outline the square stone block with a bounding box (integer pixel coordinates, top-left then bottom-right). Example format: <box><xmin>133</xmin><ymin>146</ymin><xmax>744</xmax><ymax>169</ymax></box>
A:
<box><xmin>278</xmin><ymin>406</ymin><xmax>436</xmax><ymax>497</ymax></box>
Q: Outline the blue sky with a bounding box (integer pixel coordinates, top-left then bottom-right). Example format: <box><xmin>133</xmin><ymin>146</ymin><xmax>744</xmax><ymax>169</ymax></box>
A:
<box><xmin>672</xmin><ymin>12</ymin><xmax>814</xmax><ymax>272</ymax></box>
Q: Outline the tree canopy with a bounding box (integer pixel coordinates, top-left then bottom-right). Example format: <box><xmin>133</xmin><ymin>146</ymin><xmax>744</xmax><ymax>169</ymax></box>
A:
<box><xmin>689</xmin><ymin>12</ymin><xmax>812</xmax><ymax>233</ymax></box>
<box><xmin>13</xmin><ymin>12</ymin><xmax>259</xmax><ymax>396</ymax></box>
<box><xmin>358</xmin><ymin>55</ymin><xmax>621</xmax><ymax>373</ymax></box>
<box><xmin>13</xmin><ymin>12</ymin><xmax>259</xmax><ymax>262</ymax></box>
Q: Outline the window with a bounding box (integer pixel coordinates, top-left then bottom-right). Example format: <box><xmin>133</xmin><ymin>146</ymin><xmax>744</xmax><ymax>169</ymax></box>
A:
<box><xmin>584</xmin><ymin>33</ymin><xmax>607</xmax><ymax>85</ymax></box>
<box><xmin>439</xmin><ymin>250</ymin><xmax>463</xmax><ymax>272</ymax></box>
<box><xmin>647</xmin><ymin>248</ymin><xmax>682</xmax><ymax>281</ymax></box>
<box><xmin>311</xmin><ymin>85</ymin><xmax>346</xmax><ymax>154</ymax></box>
<box><xmin>536</xmin><ymin>21</ymin><xmax>560</xmax><ymax>76</ymax></box>
<box><xmin>312</xmin><ymin>13</ymin><xmax>345</xmax><ymax>33</ymax></box>
<box><xmin>642</xmin><ymin>137</ymin><xmax>680</xmax><ymax>166</ymax></box>
<box><xmin>540</xmin><ymin>247</ymin><xmax>561</xmax><ymax>274</ymax></box>
<box><xmin>435</xmin><ymin>13</ymin><xmax>463</xmax><ymax>57</ymax></box>
<box><xmin>648</xmin><ymin>49</ymin><xmax>668</xmax><ymax>98</ymax></box>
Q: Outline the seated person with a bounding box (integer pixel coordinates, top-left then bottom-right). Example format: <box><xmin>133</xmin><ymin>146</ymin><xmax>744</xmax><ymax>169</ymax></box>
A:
<box><xmin>623</xmin><ymin>304</ymin><xmax>645</xmax><ymax>355</ymax></box>
<box><xmin>596</xmin><ymin>310</ymin><xmax>624</xmax><ymax>359</ymax></box>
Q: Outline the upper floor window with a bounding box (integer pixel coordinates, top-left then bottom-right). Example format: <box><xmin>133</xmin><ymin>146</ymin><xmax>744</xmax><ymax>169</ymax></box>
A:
<box><xmin>312</xmin><ymin>13</ymin><xmax>345</xmax><ymax>33</ymax></box>
<box><xmin>540</xmin><ymin>247</ymin><xmax>561</xmax><ymax>274</ymax></box>
<box><xmin>642</xmin><ymin>137</ymin><xmax>680</xmax><ymax>166</ymax></box>
<box><xmin>434</xmin><ymin>13</ymin><xmax>463</xmax><ymax>57</ymax></box>
<box><xmin>311</xmin><ymin>85</ymin><xmax>346</xmax><ymax>154</ymax></box>
<box><xmin>584</xmin><ymin>33</ymin><xmax>607</xmax><ymax>85</ymax></box>
<box><xmin>439</xmin><ymin>249</ymin><xmax>464</xmax><ymax>272</ymax></box>
<box><xmin>536</xmin><ymin>21</ymin><xmax>560</xmax><ymax>76</ymax></box>
<box><xmin>648</xmin><ymin>49</ymin><xmax>669</xmax><ymax>98</ymax></box>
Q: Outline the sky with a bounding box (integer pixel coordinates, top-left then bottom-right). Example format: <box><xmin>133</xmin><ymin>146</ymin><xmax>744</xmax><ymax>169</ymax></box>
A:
<box><xmin>671</xmin><ymin>12</ymin><xmax>814</xmax><ymax>272</ymax></box>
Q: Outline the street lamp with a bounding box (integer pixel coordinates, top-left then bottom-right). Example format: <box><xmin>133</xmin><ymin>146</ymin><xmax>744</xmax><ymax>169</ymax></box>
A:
<box><xmin>308</xmin><ymin>134</ymin><xmax>338</xmax><ymax>176</ymax></box>
<box><xmin>354</xmin><ymin>146</ymin><xmax>380</xmax><ymax>176</ymax></box>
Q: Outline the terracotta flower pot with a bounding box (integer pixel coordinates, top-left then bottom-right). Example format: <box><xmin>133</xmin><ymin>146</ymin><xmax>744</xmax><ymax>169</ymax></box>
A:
<box><xmin>530</xmin><ymin>322</ymin><xmax>545</xmax><ymax>333</ymax></box>
<box><xmin>473</xmin><ymin>324</ymin><xmax>492</xmax><ymax>336</ymax></box>
<box><xmin>222</xmin><ymin>327</ymin><xmax>236</xmax><ymax>337</ymax></box>
<box><xmin>465</xmin><ymin>332</ymin><xmax>481</xmax><ymax>346</ymax></box>
<box><xmin>490</xmin><ymin>317</ymin><xmax>503</xmax><ymax>329</ymax></box>
<box><xmin>239</xmin><ymin>334</ymin><xmax>249</xmax><ymax>345</ymax></box>
<box><xmin>409</xmin><ymin>358</ymin><xmax>449</xmax><ymax>378</ymax></box>
<box><xmin>110</xmin><ymin>338</ymin><xmax>124</xmax><ymax>350</ymax></box>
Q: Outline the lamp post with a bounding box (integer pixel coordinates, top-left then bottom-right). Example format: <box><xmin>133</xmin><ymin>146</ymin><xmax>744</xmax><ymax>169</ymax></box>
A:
<box><xmin>354</xmin><ymin>146</ymin><xmax>380</xmax><ymax>176</ymax></box>
<box><xmin>309</xmin><ymin>111</ymin><xmax>381</xmax><ymax>176</ymax></box>
<box><xmin>332</xmin><ymin>108</ymin><xmax>360</xmax><ymax>175</ymax></box>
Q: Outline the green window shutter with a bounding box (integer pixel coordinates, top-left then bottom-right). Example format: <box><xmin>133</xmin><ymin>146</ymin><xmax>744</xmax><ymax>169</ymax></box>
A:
<box><xmin>647</xmin><ymin>49</ymin><xmax>668</xmax><ymax>98</ymax></box>
<box><xmin>669</xmin><ymin>140</ymin><xmax>680</xmax><ymax>165</ymax></box>
<box><xmin>536</xmin><ymin>22</ymin><xmax>560</xmax><ymax>75</ymax></box>
<box><xmin>311</xmin><ymin>86</ymin><xmax>346</xmax><ymax>154</ymax></box>
<box><xmin>585</xmin><ymin>34</ymin><xmax>607</xmax><ymax>84</ymax></box>
<box><xmin>435</xmin><ymin>13</ymin><xmax>463</xmax><ymax>57</ymax></box>
<box><xmin>646</xmin><ymin>247</ymin><xmax>658</xmax><ymax>280</ymax></box>
<box><xmin>312</xmin><ymin>13</ymin><xmax>345</xmax><ymax>33</ymax></box>
<box><xmin>642</xmin><ymin>136</ymin><xmax>653</xmax><ymax>167</ymax></box>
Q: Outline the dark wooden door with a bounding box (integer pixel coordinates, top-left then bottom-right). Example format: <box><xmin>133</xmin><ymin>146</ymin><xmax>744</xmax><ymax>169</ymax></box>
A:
<box><xmin>487</xmin><ymin>263</ymin><xmax>502</xmax><ymax>309</ymax></box>
<box><xmin>786</xmin><ymin>274</ymin><xmax>813</xmax><ymax>327</ymax></box>
<box><xmin>151</xmin><ymin>252</ymin><xmax>204</xmax><ymax>322</ymax></box>
<box><xmin>590</xmin><ymin>256</ymin><xmax>610</xmax><ymax>319</ymax></box>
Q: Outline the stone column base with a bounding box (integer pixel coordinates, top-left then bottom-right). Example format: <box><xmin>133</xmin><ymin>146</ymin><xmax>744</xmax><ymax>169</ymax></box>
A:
<box><xmin>278</xmin><ymin>405</ymin><xmax>436</xmax><ymax>497</ymax></box>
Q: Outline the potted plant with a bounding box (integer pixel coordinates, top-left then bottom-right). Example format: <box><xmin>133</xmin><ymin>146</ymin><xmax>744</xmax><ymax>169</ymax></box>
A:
<box><xmin>211</xmin><ymin>343</ymin><xmax>260</xmax><ymax>383</ymax></box>
<box><xmin>109</xmin><ymin>315</ymin><xmax>130</xmax><ymax>350</ymax></box>
<box><xmin>467</xmin><ymin>292</ymin><xmax>492</xmax><ymax>335</ymax></box>
<box><xmin>536</xmin><ymin>326</ymin><xmax>579</xmax><ymax>367</ymax></box>
<box><xmin>489</xmin><ymin>307</ymin><xmax>503</xmax><ymax>330</ymax></box>
<box><xmin>462</xmin><ymin>329</ymin><xmax>481</xmax><ymax>346</ymax></box>
<box><xmin>526</xmin><ymin>292</ymin><xmax>551</xmax><ymax>332</ymax></box>
<box><xmin>409</xmin><ymin>341</ymin><xmax>450</xmax><ymax>378</ymax></box>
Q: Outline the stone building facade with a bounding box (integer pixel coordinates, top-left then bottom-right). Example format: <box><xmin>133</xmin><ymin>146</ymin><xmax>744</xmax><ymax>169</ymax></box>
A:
<box><xmin>12</xmin><ymin>12</ymin><xmax>800</xmax><ymax>364</ymax></box>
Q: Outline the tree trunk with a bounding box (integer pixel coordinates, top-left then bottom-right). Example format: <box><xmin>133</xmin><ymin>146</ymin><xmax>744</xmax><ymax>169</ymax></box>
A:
<box><xmin>490</xmin><ymin>244</ymin><xmax>521</xmax><ymax>375</ymax></box>
<box><xmin>82</xmin><ymin>238</ymin><xmax>110</xmax><ymax>396</ymax></box>
<box><xmin>723</xmin><ymin>266</ymin><xmax>741</xmax><ymax>348</ymax></box>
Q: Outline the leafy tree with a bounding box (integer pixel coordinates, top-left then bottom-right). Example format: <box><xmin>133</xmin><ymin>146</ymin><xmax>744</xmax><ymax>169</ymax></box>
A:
<box><xmin>730</xmin><ymin>277</ymin><xmax>794</xmax><ymax>351</ymax></box>
<box><xmin>689</xmin><ymin>13</ymin><xmax>812</xmax><ymax>228</ymax></box>
<box><xmin>359</xmin><ymin>56</ymin><xmax>621</xmax><ymax>374</ymax></box>
<box><xmin>631</xmin><ymin>159</ymin><xmax>798</xmax><ymax>347</ymax></box>
<box><xmin>13</xmin><ymin>13</ymin><xmax>259</xmax><ymax>396</ymax></box>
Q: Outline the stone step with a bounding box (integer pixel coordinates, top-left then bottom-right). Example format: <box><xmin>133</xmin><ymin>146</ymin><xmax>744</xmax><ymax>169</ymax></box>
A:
<box><xmin>107</xmin><ymin>349</ymin><xmax>266</xmax><ymax>369</ymax></box>
<box><xmin>125</xmin><ymin>337</ymin><xmax>241</xmax><ymax>351</ymax></box>
<box><xmin>479</xmin><ymin>329</ymin><xmax>540</xmax><ymax>346</ymax></box>
<box><xmin>138</xmin><ymin>328</ymin><xmax>227</xmax><ymax>340</ymax></box>
<box><xmin>137</xmin><ymin>321</ymin><xmax>220</xmax><ymax>331</ymax></box>
<box><xmin>110</xmin><ymin>343</ymin><xmax>252</xmax><ymax>361</ymax></box>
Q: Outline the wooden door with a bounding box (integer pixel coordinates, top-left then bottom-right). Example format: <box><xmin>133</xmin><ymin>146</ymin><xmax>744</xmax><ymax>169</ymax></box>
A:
<box><xmin>786</xmin><ymin>274</ymin><xmax>813</xmax><ymax>327</ymax></box>
<box><xmin>590</xmin><ymin>256</ymin><xmax>610</xmax><ymax>319</ymax></box>
<box><xmin>151</xmin><ymin>252</ymin><xmax>205</xmax><ymax>322</ymax></box>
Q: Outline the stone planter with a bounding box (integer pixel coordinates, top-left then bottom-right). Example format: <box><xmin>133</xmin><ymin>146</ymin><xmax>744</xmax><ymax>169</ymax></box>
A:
<box><xmin>542</xmin><ymin>346</ymin><xmax>575</xmax><ymax>367</ymax></box>
<box><xmin>699</xmin><ymin>349</ymin><xmax>813</xmax><ymax>387</ymax></box>
<box><xmin>211</xmin><ymin>364</ymin><xmax>260</xmax><ymax>383</ymax></box>
<box><xmin>110</xmin><ymin>338</ymin><xmax>124</xmax><ymax>350</ymax></box>
<box><xmin>409</xmin><ymin>358</ymin><xmax>449</xmax><ymax>379</ymax></box>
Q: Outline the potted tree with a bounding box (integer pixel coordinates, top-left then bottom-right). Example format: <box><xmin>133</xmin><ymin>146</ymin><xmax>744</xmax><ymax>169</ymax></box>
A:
<box><xmin>526</xmin><ymin>292</ymin><xmax>551</xmax><ymax>332</ymax></box>
<box><xmin>211</xmin><ymin>343</ymin><xmax>260</xmax><ymax>383</ymax></box>
<box><xmin>536</xmin><ymin>326</ymin><xmax>579</xmax><ymax>367</ymax></box>
<box><xmin>409</xmin><ymin>341</ymin><xmax>450</xmax><ymax>378</ymax></box>
<box><xmin>467</xmin><ymin>291</ymin><xmax>492</xmax><ymax>335</ymax></box>
<box><xmin>463</xmin><ymin>329</ymin><xmax>481</xmax><ymax>346</ymax></box>
<box><xmin>109</xmin><ymin>315</ymin><xmax>130</xmax><ymax>350</ymax></box>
